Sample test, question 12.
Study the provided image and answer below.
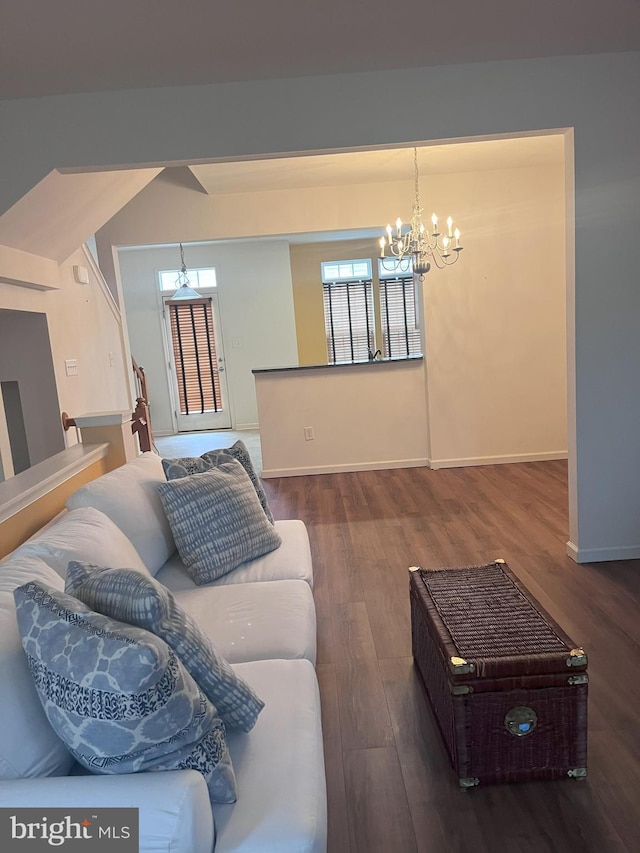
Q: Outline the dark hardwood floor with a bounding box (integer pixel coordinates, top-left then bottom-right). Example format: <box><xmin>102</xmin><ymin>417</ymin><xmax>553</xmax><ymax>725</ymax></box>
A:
<box><xmin>263</xmin><ymin>461</ymin><xmax>640</xmax><ymax>853</ymax></box>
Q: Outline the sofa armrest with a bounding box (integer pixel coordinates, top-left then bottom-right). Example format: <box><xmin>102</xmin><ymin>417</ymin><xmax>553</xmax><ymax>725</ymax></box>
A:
<box><xmin>0</xmin><ymin>770</ymin><xmax>214</xmax><ymax>853</ymax></box>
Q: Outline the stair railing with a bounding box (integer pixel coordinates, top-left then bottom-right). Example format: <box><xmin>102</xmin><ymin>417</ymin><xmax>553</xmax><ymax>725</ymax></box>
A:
<box><xmin>131</xmin><ymin>358</ymin><xmax>154</xmax><ymax>453</ymax></box>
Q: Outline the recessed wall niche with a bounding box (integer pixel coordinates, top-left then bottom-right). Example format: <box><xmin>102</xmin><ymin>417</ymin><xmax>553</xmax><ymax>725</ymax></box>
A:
<box><xmin>0</xmin><ymin>309</ymin><xmax>64</xmax><ymax>480</ymax></box>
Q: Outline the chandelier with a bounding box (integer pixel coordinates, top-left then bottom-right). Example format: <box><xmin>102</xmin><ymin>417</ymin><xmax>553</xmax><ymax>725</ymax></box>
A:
<box><xmin>379</xmin><ymin>148</ymin><xmax>463</xmax><ymax>281</ymax></box>
<box><xmin>169</xmin><ymin>243</ymin><xmax>201</xmax><ymax>300</ymax></box>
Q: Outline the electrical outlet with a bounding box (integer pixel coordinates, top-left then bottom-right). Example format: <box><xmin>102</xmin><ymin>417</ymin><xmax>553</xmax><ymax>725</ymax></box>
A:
<box><xmin>304</xmin><ymin>426</ymin><xmax>314</xmax><ymax>441</ymax></box>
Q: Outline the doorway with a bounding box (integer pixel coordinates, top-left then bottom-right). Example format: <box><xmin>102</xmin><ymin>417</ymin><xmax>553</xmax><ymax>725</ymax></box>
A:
<box><xmin>163</xmin><ymin>291</ymin><xmax>231</xmax><ymax>432</ymax></box>
<box><xmin>0</xmin><ymin>309</ymin><xmax>65</xmax><ymax>480</ymax></box>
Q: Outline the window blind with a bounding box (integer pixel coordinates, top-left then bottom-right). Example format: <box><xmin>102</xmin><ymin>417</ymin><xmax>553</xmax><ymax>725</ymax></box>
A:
<box><xmin>323</xmin><ymin>279</ymin><xmax>374</xmax><ymax>363</ymax></box>
<box><xmin>167</xmin><ymin>299</ymin><xmax>223</xmax><ymax>415</ymax></box>
<box><xmin>379</xmin><ymin>276</ymin><xmax>421</xmax><ymax>358</ymax></box>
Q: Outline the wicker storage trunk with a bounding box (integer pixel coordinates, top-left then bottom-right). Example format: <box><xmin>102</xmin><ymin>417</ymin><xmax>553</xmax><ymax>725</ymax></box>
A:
<box><xmin>409</xmin><ymin>561</ymin><xmax>588</xmax><ymax>788</ymax></box>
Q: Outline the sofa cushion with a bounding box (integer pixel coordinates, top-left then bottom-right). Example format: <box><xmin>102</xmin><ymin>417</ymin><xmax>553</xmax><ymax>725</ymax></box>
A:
<box><xmin>0</xmin><ymin>556</ymin><xmax>74</xmax><ymax>779</ymax></box>
<box><xmin>162</xmin><ymin>439</ymin><xmax>274</xmax><ymax>523</ymax></box>
<box><xmin>9</xmin><ymin>507</ymin><xmax>150</xmax><ymax>581</ymax></box>
<box><xmin>212</xmin><ymin>659</ymin><xmax>327</xmax><ymax>853</ymax></box>
<box><xmin>173</xmin><ymin>579</ymin><xmax>317</xmax><ymax>666</ymax></box>
<box><xmin>155</xmin><ymin>519</ymin><xmax>313</xmax><ymax>590</ymax></box>
<box><xmin>66</xmin><ymin>563</ymin><xmax>264</xmax><ymax>732</ymax></box>
<box><xmin>66</xmin><ymin>453</ymin><xmax>174</xmax><ymax>576</ymax></box>
<box><xmin>157</xmin><ymin>462</ymin><xmax>282</xmax><ymax>586</ymax></box>
<box><xmin>13</xmin><ymin>581</ymin><xmax>237</xmax><ymax>803</ymax></box>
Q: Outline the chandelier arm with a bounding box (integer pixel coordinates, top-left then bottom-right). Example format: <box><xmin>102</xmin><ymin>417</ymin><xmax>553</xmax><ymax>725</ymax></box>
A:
<box><xmin>429</xmin><ymin>249</ymin><xmax>460</xmax><ymax>269</ymax></box>
<box><xmin>427</xmin><ymin>251</ymin><xmax>446</xmax><ymax>270</ymax></box>
<box><xmin>380</xmin><ymin>255</ymin><xmax>411</xmax><ymax>273</ymax></box>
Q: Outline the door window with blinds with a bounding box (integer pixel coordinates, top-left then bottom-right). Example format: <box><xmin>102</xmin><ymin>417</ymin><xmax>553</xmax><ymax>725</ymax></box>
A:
<box><xmin>322</xmin><ymin>260</ymin><xmax>375</xmax><ymax>364</ymax></box>
<box><xmin>159</xmin><ymin>267</ymin><xmax>231</xmax><ymax>431</ymax></box>
<box><xmin>377</xmin><ymin>259</ymin><xmax>421</xmax><ymax>358</ymax></box>
<box><xmin>167</xmin><ymin>299</ymin><xmax>222</xmax><ymax>415</ymax></box>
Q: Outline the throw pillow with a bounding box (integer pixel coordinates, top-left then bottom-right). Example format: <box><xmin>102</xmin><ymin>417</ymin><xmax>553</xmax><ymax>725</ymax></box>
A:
<box><xmin>162</xmin><ymin>439</ymin><xmax>274</xmax><ymax>523</ymax></box>
<box><xmin>65</xmin><ymin>563</ymin><xmax>264</xmax><ymax>732</ymax></box>
<box><xmin>157</xmin><ymin>461</ymin><xmax>282</xmax><ymax>586</ymax></box>
<box><xmin>0</xmin><ymin>555</ymin><xmax>74</xmax><ymax>780</ymax></box>
<box><xmin>13</xmin><ymin>581</ymin><xmax>237</xmax><ymax>803</ymax></box>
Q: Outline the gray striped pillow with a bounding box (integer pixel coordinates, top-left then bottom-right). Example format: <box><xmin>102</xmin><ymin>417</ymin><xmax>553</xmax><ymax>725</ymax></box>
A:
<box><xmin>157</xmin><ymin>460</ymin><xmax>282</xmax><ymax>585</ymax></box>
<box><xmin>162</xmin><ymin>439</ymin><xmax>274</xmax><ymax>523</ymax></box>
<box><xmin>65</xmin><ymin>563</ymin><xmax>264</xmax><ymax>732</ymax></box>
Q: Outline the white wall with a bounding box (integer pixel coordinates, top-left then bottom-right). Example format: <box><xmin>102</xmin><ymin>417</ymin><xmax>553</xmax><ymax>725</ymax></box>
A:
<box><xmin>424</xmin><ymin>164</ymin><xmax>567</xmax><ymax>466</ymax></box>
<box><xmin>255</xmin><ymin>360</ymin><xmax>430</xmax><ymax>476</ymax></box>
<box><xmin>0</xmin><ymin>52</ymin><xmax>639</xmax><ymax>561</ymax></box>
<box><xmin>117</xmin><ymin>241</ymin><xmax>298</xmax><ymax>433</ymax></box>
<box><xmin>0</xmin><ymin>246</ymin><xmax>132</xmax><ymax>460</ymax></box>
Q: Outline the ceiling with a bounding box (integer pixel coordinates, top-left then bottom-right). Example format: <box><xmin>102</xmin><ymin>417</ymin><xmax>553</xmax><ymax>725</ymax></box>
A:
<box><xmin>0</xmin><ymin>135</ymin><xmax>566</xmax><ymax>260</ymax></box>
<box><xmin>188</xmin><ymin>134</ymin><xmax>566</xmax><ymax>195</ymax></box>
<box><xmin>1</xmin><ymin>0</ymin><xmax>640</xmax><ymax>100</ymax></box>
<box><xmin>0</xmin><ymin>168</ymin><xmax>160</xmax><ymax>261</ymax></box>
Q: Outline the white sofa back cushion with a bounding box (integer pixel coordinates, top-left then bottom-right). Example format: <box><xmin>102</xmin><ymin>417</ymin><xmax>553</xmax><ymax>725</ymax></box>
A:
<box><xmin>0</xmin><ymin>555</ymin><xmax>74</xmax><ymax>779</ymax></box>
<box><xmin>11</xmin><ymin>507</ymin><xmax>150</xmax><ymax>580</ymax></box>
<box><xmin>66</xmin><ymin>453</ymin><xmax>174</xmax><ymax>575</ymax></box>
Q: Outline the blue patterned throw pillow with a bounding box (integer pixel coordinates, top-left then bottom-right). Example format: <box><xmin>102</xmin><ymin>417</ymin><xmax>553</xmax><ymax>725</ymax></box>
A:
<box><xmin>162</xmin><ymin>439</ymin><xmax>274</xmax><ymax>523</ymax></box>
<box><xmin>13</xmin><ymin>581</ymin><xmax>237</xmax><ymax>803</ymax></box>
<box><xmin>157</xmin><ymin>460</ymin><xmax>282</xmax><ymax>586</ymax></box>
<box><xmin>65</xmin><ymin>563</ymin><xmax>264</xmax><ymax>732</ymax></box>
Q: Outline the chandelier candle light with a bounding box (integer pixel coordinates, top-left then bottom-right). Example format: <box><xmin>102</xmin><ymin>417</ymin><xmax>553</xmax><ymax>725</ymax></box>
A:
<box><xmin>379</xmin><ymin>148</ymin><xmax>463</xmax><ymax>280</ymax></box>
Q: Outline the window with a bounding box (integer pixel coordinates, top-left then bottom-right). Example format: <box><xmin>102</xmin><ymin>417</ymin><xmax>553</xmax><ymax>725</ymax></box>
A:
<box><xmin>378</xmin><ymin>261</ymin><xmax>421</xmax><ymax>358</ymax></box>
<box><xmin>322</xmin><ymin>260</ymin><xmax>375</xmax><ymax>363</ymax></box>
<box><xmin>159</xmin><ymin>267</ymin><xmax>217</xmax><ymax>291</ymax></box>
<box><xmin>321</xmin><ymin>258</ymin><xmax>422</xmax><ymax>363</ymax></box>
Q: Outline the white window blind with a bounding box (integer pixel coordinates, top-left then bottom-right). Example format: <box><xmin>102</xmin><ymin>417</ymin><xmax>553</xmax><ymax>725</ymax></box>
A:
<box><xmin>379</xmin><ymin>276</ymin><xmax>421</xmax><ymax>358</ymax></box>
<box><xmin>323</xmin><ymin>279</ymin><xmax>375</xmax><ymax>364</ymax></box>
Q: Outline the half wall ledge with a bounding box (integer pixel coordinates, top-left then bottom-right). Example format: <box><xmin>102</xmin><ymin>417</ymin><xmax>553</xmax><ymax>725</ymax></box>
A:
<box><xmin>0</xmin><ymin>443</ymin><xmax>110</xmax><ymax>558</ymax></box>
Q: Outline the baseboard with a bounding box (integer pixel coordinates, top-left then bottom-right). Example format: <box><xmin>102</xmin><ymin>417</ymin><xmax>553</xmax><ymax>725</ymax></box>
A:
<box><xmin>567</xmin><ymin>540</ymin><xmax>640</xmax><ymax>563</ymax></box>
<box><xmin>153</xmin><ymin>425</ymin><xmax>259</xmax><ymax>437</ymax></box>
<box><xmin>261</xmin><ymin>457</ymin><xmax>430</xmax><ymax>479</ymax></box>
<box><xmin>429</xmin><ymin>450</ymin><xmax>568</xmax><ymax>470</ymax></box>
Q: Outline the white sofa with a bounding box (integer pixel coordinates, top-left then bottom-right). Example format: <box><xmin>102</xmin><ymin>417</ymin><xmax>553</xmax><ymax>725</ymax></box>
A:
<box><xmin>0</xmin><ymin>453</ymin><xmax>327</xmax><ymax>853</ymax></box>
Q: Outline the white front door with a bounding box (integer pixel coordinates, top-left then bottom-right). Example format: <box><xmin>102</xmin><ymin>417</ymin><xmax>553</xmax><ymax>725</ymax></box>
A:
<box><xmin>164</xmin><ymin>293</ymin><xmax>231</xmax><ymax>431</ymax></box>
